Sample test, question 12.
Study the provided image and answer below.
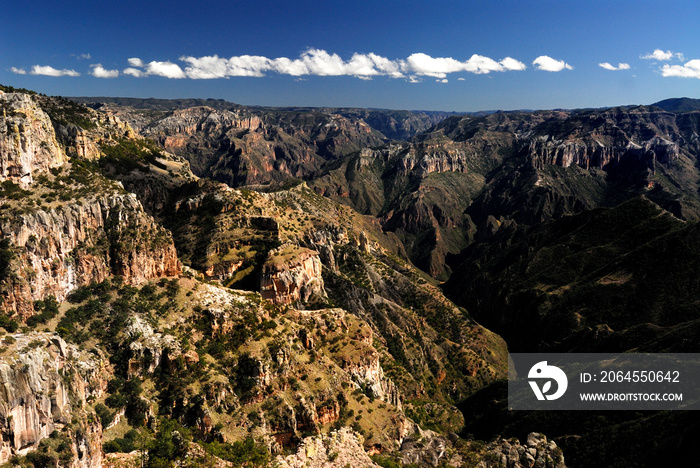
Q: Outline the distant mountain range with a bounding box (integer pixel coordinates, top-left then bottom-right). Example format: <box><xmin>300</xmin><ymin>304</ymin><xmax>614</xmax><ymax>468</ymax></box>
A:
<box><xmin>652</xmin><ymin>97</ymin><xmax>700</xmax><ymax>113</ymax></box>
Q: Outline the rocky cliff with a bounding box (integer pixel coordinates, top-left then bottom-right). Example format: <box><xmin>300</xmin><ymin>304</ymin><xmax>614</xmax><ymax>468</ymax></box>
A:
<box><xmin>260</xmin><ymin>245</ymin><xmax>326</xmax><ymax>305</ymax></box>
<box><xmin>275</xmin><ymin>428</ymin><xmax>379</xmax><ymax>468</ymax></box>
<box><xmin>0</xmin><ymin>92</ymin><xmax>67</xmax><ymax>188</ymax></box>
<box><xmin>1</xmin><ymin>191</ymin><xmax>181</xmax><ymax>318</ymax></box>
<box><xmin>0</xmin><ymin>332</ymin><xmax>108</xmax><ymax>467</ymax></box>
<box><xmin>0</xmin><ymin>91</ymin><xmax>181</xmax><ymax>318</ymax></box>
<box><xmin>133</xmin><ymin>105</ymin><xmax>386</xmax><ymax>188</ymax></box>
<box><xmin>309</xmin><ymin>107</ymin><xmax>700</xmax><ymax>279</ymax></box>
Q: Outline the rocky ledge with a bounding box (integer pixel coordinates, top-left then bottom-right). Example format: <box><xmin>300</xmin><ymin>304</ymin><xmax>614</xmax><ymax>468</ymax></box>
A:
<box><xmin>1</xmin><ymin>193</ymin><xmax>181</xmax><ymax>318</ymax></box>
<box><xmin>260</xmin><ymin>244</ymin><xmax>326</xmax><ymax>305</ymax></box>
<box><xmin>0</xmin><ymin>332</ymin><xmax>108</xmax><ymax>467</ymax></box>
<box><xmin>0</xmin><ymin>93</ymin><xmax>66</xmax><ymax>188</ymax></box>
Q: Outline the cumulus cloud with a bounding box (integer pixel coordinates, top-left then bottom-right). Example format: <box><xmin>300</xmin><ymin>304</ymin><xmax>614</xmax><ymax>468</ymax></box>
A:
<box><xmin>354</xmin><ymin>52</ymin><xmax>405</xmax><ymax>78</ymax></box>
<box><xmin>123</xmin><ymin>68</ymin><xmax>145</xmax><ymax>77</ymax></box>
<box><xmin>10</xmin><ymin>67</ymin><xmax>27</xmax><ymax>75</ymax></box>
<box><xmin>403</xmin><ymin>53</ymin><xmax>525</xmax><ymax>77</ymax></box>
<box><xmin>168</xmin><ymin>49</ymin><xmax>526</xmax><ymax>81</ymax></box>
<box><xmin>29</xmin><ymin>65</ymin><xmax>80</xmax><ymax>77</ymax></box>
<box><xmin>641</xmin><ymin>49</ymin><xmax>684</xmax><ymax>61</ymax></box>
<box><xmin>267</xmin><ymin>49</ymin><xmax>405</xmax><ymax>78</ymax></box>
<box><xmin>75</xmin><ymin>53</ymin><xmax>92</xmax><ymax>60</ymax></box>
<box><xmin>90</xmin><ymin>64</ymin><xmax>119</xmax><ymax>78</ymax></box>
<box><xmin>145</xmin><ymin>61</ymin><xmax>186</xmax><ymax>79</ymax></box>
<box><xmin>125</xmin><ymin>58</ymin><xmax>186</xmax><ymax>78</ymax></box>
<box><xmin>404</xmin><ymin>53</ymin><xmax>463</xmax><ymax>78</ymax></box>
<box><xmin>500</xmin><ymin>57</ymin><xmax>528</xmax><ymax>71</ymax></box>
<box><xmin>660</xmin><ymin>59</ymin><xmax>700</xmax><ymax>79</ymax></box>
<box><xmin>532</xmin><ymin>56</ymin><xmax>573</xmax><ymax>72</ymax></box>
<box><xmin>599</xmin><ymin>62</ymin><xmax>631</xmax><ymax>71</ymax></box>
<box><xmin>180</xmin><ymin>54</ymin><xmax>272</xmax><ymax>78</ymax></box>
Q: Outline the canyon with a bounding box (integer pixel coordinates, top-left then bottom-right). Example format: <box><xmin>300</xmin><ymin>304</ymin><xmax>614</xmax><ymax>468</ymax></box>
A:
<box><xmin>2</xmin><ymin>86</ymin><xmax>700</xmax><ymax>466</ymax></box>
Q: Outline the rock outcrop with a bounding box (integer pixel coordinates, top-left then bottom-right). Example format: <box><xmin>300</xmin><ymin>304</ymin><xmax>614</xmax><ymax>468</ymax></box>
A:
<box><xmin>134</xmin><ymin>105</ymin><xmax>386</xmax><ymax>187</ymax></box>
<box><xmin>0</xmin><ymin>333</ymin><xmax>108</xmax><ymax>467</ymax></box>
<box><xmin>527</xmin><ymin>134</ymin><xmax>678</xmax><ymax>170</ymax></box>
<box><xmin>260</xmin><ymin>245</ymin><xmax>326</xmax><ymax>305</ymax></box>
<box><xmin>1</xmin><ymin>193</ymin><xmax>181</xmax><ymax>318</ymax></box>
<box><xmin>0</xmin><ymin>93</ymin><xmax>66</xmax><ymax>188</ymax></box>
<box><xmin>125</xmin><ymin>316</ymin><xmax>183</xmax><ymax>377</ymax></box>
<box><xmin>478</xmin><ymin>432</ymin><xmax>566</xmax><ymax>468</ymax></box>
<box><xmin>274</xmin><ymin>428</ymin><xmax>379</xmax><ymax>468</ymax></box>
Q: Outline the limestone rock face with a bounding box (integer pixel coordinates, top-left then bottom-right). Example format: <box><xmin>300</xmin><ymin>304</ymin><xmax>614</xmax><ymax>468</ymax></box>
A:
<box><xmin>136</xmin><ymin>105</ymin><xmax>385</xmax><ymax>187</ymax></box>
<box><xmin>0</xmin><ymin>193</ymin><xmax>181</xmax><ymax>318</ymax></box>
<box><xmin>125</xmin><ymin>316</ymin><xmax>181</xmax><ymax>377</ymax></box>
<box><xmin>260</xmin><ymin>245</ymin><xmax>326</xmax><ymax>305</ymax></box>
<box><xmin>144</xmin><ymin>106</ymin><xmax>263</xmax><ymax>141</ymax></box>
<box><xmin>0</xmin><ymin>333</ymin><xmax>108</xmax><ymax>467</ymax></box>
<box><xmin>57</xmin><ymin>124</ymin><xmax>102</xmax><ymax>161</ymax></box>
<box><xmin>274</xmin><ymin>428</ymin><xmax>379</xmax><ymax>468</ymax></box>
<box><xmin>527</xmin><ymin>135</ymin><xmax>678</xmax><ymax>170</ymax></box>
<box><xmin>400</xmin><ymin>428</ymin><xmax>454</xmax><ymax>467</ymax></box>
<box><xmin>303</xmin><ymin>227</ymin><xmax>348</xmax><ymax>273</ymax></box>
<box><xmin>0</xmin><ymin>93</ymin><xmax>67</xmax><ymax>187</ymax></box>
<box><xmin>337</xmin><ymin>334</ymin><xmax>403</xmax><ymax>412</ymax></box>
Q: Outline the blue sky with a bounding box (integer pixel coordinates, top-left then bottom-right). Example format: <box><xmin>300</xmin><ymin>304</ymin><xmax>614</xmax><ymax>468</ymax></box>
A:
<box><xmin>2</xmin><ymin>0</ymin><xmax>699</xmax><ymax>111</ymax></box>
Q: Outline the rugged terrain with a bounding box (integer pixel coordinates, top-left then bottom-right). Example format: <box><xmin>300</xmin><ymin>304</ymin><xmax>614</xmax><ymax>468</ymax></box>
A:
<box><xmin>0</xmin><ymin>86</ymin><xmax>521</xmax><ymax>468</ymax></box>
<box><xmin>3</xmin><ymin>83</ymin><xmax>700</xmax><ymax>467</ymax></box>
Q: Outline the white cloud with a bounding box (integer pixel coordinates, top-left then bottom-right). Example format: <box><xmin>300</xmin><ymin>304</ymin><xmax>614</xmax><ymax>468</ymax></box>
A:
<box><xmin>404</xmin><ymin>53</ymin><xmax>526</xmax><ymax>77</ymax></box>
<box><xmin>34</xmin><ymin>50</ymin><xmax>529</xmax><ymax>82</ymax></box>
<box><xmin>181</xmin><ymin>54</ymin><xmax>272</xmax><ymax>78</ymax></box>
<box><xmin>466</xmin><ymin>54</ymin><xmax>526</xmax><ymax>73</ymax></box>
<box><xmin>405</xmin><ymin>53</ymin><xmax>464</xmax><ymax>78</ymax></box>
<box><xmin>354</xmin><ymin>52</ymin><xmax>405</xmax><ymax>78</ymax></box>
<box><xmin>437</xmin><ymin>78</ymin><xmax>448</xmax><ymax>83</ymax></box>
<box><xmin>90</xmin><ymin>64</ymin><xmax>119</xmax><ymax>78</ymax></box>
<box><xmin>599</xmin><ymin>62</ymin><xmax>630</xmax><ymax>71</ymax></box>
<box><xmin>30</xmin><ymin>65</ymin><xmax>80</xmax><ymax>77</ymax></box>
<box><xmin>295</xmin><ymin>49</ymin><xmax>346</xmax><ymax>76</ymax></box>
<box><xmin>10</xmin><ymin>67</ymin><xmax>26</xmax><ymax>75</ymax></box>
<box><xmin>267</xmin><ymin>49</ymin><xmax>405</xmax><ymax>78</ymax></box>
<box><xmin>641</xmin><ymin>49</ymin><xmax>684</xmax><ymax>61</ymax></box>
<box><xmin>76</xmin><ymin>53</ymin><xmax>92</xmax><ymax>60</ymax></box>
<box><xmin>145</xmin><ymin>61</ymin><xmax>186</xmax><ymax>79</ymax></box>
<box><xmin>181</xmin><ymin>55</ymin><xmax>235</xmax><ymax>78</ymax></box>
<box><xmin>500</xmin><ymin>57</ymin><xmax>528</xmax><ymax>71</ymax></box>
<box><xmin>532</xmin><ymin>56</ymin><xmax>573</xmax><ymax>72</ymax></box>
<box><xmin>123</xmin><ymin>68</ymin><xmax>145</xmax><ymax>77</ymax></box>
<box><xmin>177</xmin><ymin>49</ymin><xmax>524</xmax><ymax>81</ymax></box>
<box><xmin>126</xmin><ymin>58</ymin><xmax>185</xmax><ymax>79</ymax></box>
<box><xmin>660</xmin><ymin>59</ymin><xmax>700</xmax><ymax>79</ymax></box>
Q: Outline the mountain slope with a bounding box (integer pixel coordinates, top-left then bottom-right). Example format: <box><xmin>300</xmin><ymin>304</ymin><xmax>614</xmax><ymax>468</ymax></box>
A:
<box><xmin>0</xmin><ymin>87</ymin><xmax>514</xmax><ymax>467</ymax></box>
<box><xmin>652</xmin><ymin>97</ymin><xmax>700</xmax><ymax>113</ymax></box>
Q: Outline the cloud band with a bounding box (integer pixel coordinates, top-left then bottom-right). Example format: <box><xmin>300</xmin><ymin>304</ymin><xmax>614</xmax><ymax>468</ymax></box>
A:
<box><xmin>121</xmin><ymin>49</ymin><xmax>528</xmax><ymax>81</ymax></box>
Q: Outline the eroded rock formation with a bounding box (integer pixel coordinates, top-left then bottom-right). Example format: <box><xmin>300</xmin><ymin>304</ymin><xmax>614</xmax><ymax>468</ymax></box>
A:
<box><xmin>0</xmin><ymin>333</ymin><xmax>107</xmax><ymax>467</ymax></box>
<box><xmin>260</xmin><ymin>245</ymin><xmax>326</xmax><ymax>305</ymax></box>
<box><xmin>1</xmin><ymin>193</ymin><xmax>181</xmax><ymax>317</ymax></box>
<box><xmin>0</xmin><ymin>92</ymin><xmax>66</xmax><ymax>187</ymax></box>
